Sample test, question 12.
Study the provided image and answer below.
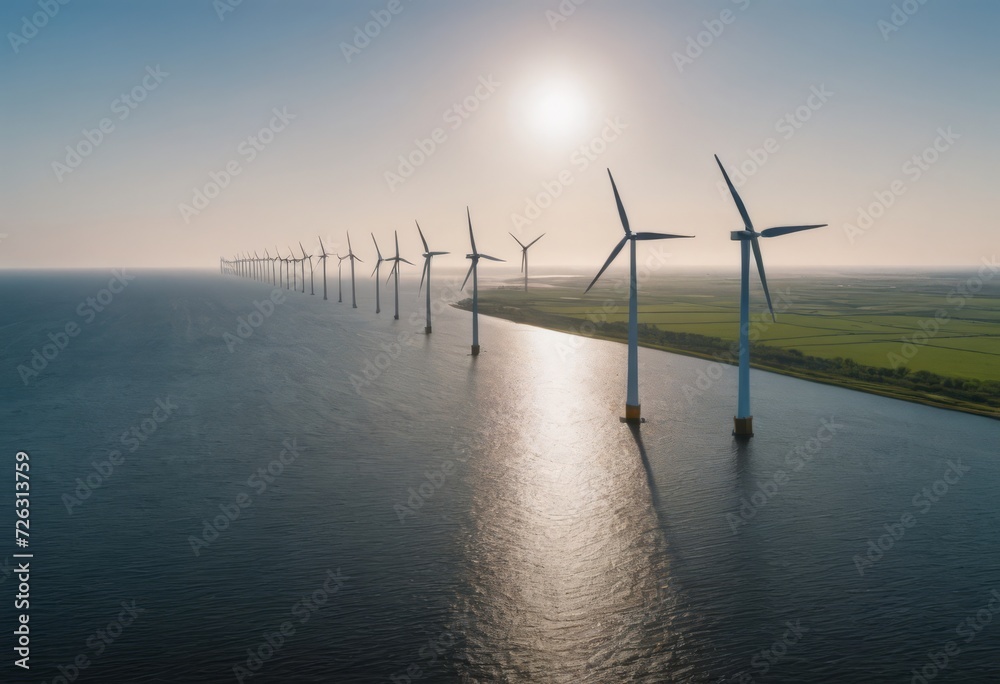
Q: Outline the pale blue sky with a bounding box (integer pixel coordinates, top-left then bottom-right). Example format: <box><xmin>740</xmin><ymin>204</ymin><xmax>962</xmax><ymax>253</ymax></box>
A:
<box><xmin>1</xmin><ymin>0</ymin><xmax>997</xmax><ymax>269</ymax></box>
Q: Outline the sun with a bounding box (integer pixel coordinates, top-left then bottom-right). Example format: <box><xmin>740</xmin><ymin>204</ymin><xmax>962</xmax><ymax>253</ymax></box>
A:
<box><xmin>521</xmin><ymin>79</ymin><xmax>592</xmax><ymax>141</ymax></box>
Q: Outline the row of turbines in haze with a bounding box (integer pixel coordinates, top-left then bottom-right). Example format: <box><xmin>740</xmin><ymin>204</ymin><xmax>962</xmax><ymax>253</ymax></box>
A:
<box><xmin>220</xmin><ymin>156</ymin><xmax>826</xmax><ymax>436</ymax></box>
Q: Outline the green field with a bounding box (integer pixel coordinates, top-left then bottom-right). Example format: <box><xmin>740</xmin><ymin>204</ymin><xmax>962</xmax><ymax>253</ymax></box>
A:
<box><xmin>459</xmin><ymin>270</ymin><xmax>1000</xmax><ymax>418</ymax></box>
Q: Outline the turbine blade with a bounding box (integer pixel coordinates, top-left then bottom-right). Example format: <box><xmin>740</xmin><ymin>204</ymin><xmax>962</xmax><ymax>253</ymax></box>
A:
<box><xmin>416</xmin><ymin>221</ymin><xmax>429</xmax><ymax>252</ymax></box>
<box><xmin>508</xmin><ymin>232</ymin><xmax>526</xmax><ymax>249</ymax></box>
<box><xmin>299</xmin><ymin>241</ymin><xmax>307</xmax><ymax>258</ymax></box>
<box><xmin>430</xmin><ymin>251</ymin><xmax>449</xmax><ymax>256</ymax></box>
<box><xmin>461</xmin><ymin>261</ymin><xmax>475</xmax><ymax>291</ymax></box>
<box><xmin>467</xmin><ymin>207</ymin><xmax>477</xmax><ymax>254</ymax></box>
<box><xmin>418</xmin><ymin>259</ymin><xmax>428</xmax><ymax>295</ymax></box>
<box><xmin>750</xmin><ymin>236</ymin><xmax>775</xmax><ymax>321</ymax></box>
<box><xmin>401</xmin><ymin>258</ymin><xmax>415</xmax><ymax>266</ymax></box>
<box><xmin>584</xmin><ymin>237</ymin><xmax>628</xmax><ymax>293</ymax></box>
<box><xmin>634</xmin><ymin>232</ymin><xmax>695</xmax><ymax>240</ymax></box>
<box><xmin>318</xmin><ymin>236</ymin><xmax>325</xmax><ymax>254</ymax></box>
<box><xmin>759</xmin><ymin>224</ymin><xmax>828</xmax><ymax>238</ymax></box>
<box><xmin>394</xmin><ymin>230</ymin><xmax>400</xmax><ymax>258</ymax></box>
<box><xmin>479</xmin><ymin>254</ymin><xmax>504</xmax><ymax>262</ymax></box>
<box><xmin>607</xmin><ymin>169</ymin><xmax>631</xmax><ymax>236</ymax></box>
<box><xmin>371</xmin><ymin>233</ymin><xmax>381</xmax><ymax>259</ymax></box>
<box><xmin>371</xmin><ymin>262</ymin><xmax>379</xmax><ymax>278</ymax></box>
<box><xmin>526</xmin><ymin>233</ymin><xmax>545</xmax><ymax>248</ymax></box>
<box><xmin>714</xmin><ymin>154</ymin><xmax>754</xmax><ymax>231</ymax></box>
<box><xmin>347</xmin><ymin>231</ymin><xmax>353</xmax><ymax>255</ymax></box>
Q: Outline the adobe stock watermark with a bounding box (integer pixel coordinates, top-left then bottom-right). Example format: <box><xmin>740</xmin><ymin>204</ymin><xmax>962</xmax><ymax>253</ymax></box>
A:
<box><xmin>680</xmin><ymin>287</ymin><xmax>793</xmax><ymax>404</ymax></box>
<box><xmin>723</xmin><ymin>619</ymin><xmax>808</xmax><ymax>683</ymax></box>
<box><xmin>189</xmin><ymin>438</ymin><xmax>303</xmax><ymax>556</ymax></box>
<box><xmin>854</xmin><ymin>458</ymin><xmax>970</xmax><ymax>576</ymax></box>
<box><xmin>910</xmin><ymin>589</ymin><xmax>1000</xmax><ymax>684</ymax></box>
<box><xmin>388</xmin><ymin>618</ymin><xmax>473</xmax><ymax>684</ymax></box>
<box><xmin>52</xmin><ymin>65</ymin><xmax>169</xmax><ymax>182</ymax></box>
<box><xmin>510</xmin><ymin>116</ymin><xmax>628</xmax><ymax>231</ymax></box>
<box><xmin>223</xmin><ymin>288</ymin><xmax>287</xmax><ymax>352</ymax></box>
<box><xmin>232</xmin><ymin>568</ymin><xmax>347</xmax><ymax>683</ymax></box>
<box><xmin>384</xmin><ymin>75</ymin><xmax>500</xmax><ymax>192</ymax></box>
<box><xmin>214</xmin><ymin>0</ymin><xmax>243</xmax><ymax>21</ymax></box>
<box><xmin>62</xmin><ymin>397</ymin><xmax>178</xmax><ymax>515</ymax></box>
<box><xmin>545</xmin><ymin>0</ymin><xmax>588</xmax><ymax>31</ymax></box>
<box><xmin>393</xmin><ymin>450</ymin><xmax>472</xmax><ymax>523</ymax></box>
<box><xmin>7</xmin><ymin>0</ymin><xmax>72</xmax><ymax>54</ymax></box>
<box><xmin>340</xmin><ymin>0</ymin><xmax>411</xmax><ymax>62</ymax></box>
<box><xmin>673</xmin><ymin>0</ymin><xmax>753</xmax><ymax>73</ymax></box>
<box><xmin>42</xmin><ymin>600</ymin><xmax>145</xmax><ymax>684</ymax></box>
<box><xmin>178</xmin><ymin>107</ymin><xmax>296</xmax><ymax>224</ymax></box>
<box><xmin>878</xmin><ymin>0</ymin><xmax>932</xmax><ymax>41</ymax></box>
<box><xmin>714</xmin><ymin>85</ymin><xmax>834</xmax><ymax>197</ymax></box>
<box><xmin>16</xmin><ymin>269</ymin><xmax>135</xmax><ymax>386</ymax></box>
<box><xmin>726</xmin><ymin>418</ymin><xmax>844</xmax><ymax>534</ymax></box>
<box><xmin>843</xmin><ymin>126</ymin><xmax>959</xmax><ymax>244</ymax></box>
<box><xmin>887</xmin><ymin>257</ymin><xmax>998</xmax><ymax>369</ymax></box>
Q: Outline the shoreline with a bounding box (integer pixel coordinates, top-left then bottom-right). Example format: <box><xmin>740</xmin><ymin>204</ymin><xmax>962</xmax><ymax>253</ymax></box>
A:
<box><xmin>453</xmin><ymin>301</ymin><xmax>1000</xmax><ymax>422</ymax></box>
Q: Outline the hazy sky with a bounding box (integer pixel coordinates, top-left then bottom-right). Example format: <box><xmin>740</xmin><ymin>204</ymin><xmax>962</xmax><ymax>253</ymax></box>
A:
<box><xmin>2</xmin><ymin>0</ymin><xmax>997</xmax><ymax>270</ymax></box>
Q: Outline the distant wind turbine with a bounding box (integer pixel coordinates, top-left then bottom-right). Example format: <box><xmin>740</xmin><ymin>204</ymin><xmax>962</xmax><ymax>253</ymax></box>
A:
<box><xmin>317</xmin><ymin>237</ymin><xmax>332</xmax><ymax>300</ymax></box>
<box><xmin>336</xmin><ymin>254</ymin><xmax>347</xmax><ymax>303</ymax></box>
<box><xmin>584</xmin><ymin>169</ymin><xmax>694</xmax><ymax>423</ymax></box>
<box><xmin>508</xmin><ymin>232</ymin><xmax>545</xmax><ymax>291</ymax></box>
<box><xmin>288</xmin><ymin>246</ymin><xmax>299</xmax><ymax>292</ymax></box>
<box><xmin>714</xmin><ymin>154</ymin><xmax>826</xmax><ymax>437</ymax></box>
<box><xmin>416</xmin><ymin>221</ymin><xmax>448</xmax><ymax>334</ymax></box>
<box><xmin>385</xmin><ymin>230</ymin><xmax>414</xmax><ymax>320</ymax></box>
<box><xmin>371</xmin><ymin>234</ymin><xmax>384</xmax><ymax>314</ymax></box>
<box><xmin>346</xmin><ymin>232</ymin><xmax>363</xmax><ymax>309</ymax></box>
<box><xmin>299</xmin><ymin>242</ymin><xmax>314</xmax><ymax>295</ymax></box>
<box><xmin>462</xmin><ymin>208</ymin><xmax>505</xmax><ymax>356</ymax></box>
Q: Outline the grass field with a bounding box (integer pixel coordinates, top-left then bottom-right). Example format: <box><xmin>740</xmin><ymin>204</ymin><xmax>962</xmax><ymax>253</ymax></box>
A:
<box><xmin>460</xmin><ymin>269</ymin><xmax>1000</xmax><ymax>418</ymax></box>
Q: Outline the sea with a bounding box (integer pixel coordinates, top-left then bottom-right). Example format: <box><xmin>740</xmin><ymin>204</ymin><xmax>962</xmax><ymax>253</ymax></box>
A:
<box><xmin>0</xmin><ymin>269</ymin><xmax>997</xmax><ymax>683</ymax></box>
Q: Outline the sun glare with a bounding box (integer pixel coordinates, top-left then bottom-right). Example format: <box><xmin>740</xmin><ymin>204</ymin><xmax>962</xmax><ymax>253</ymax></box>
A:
<box><xmin>523</xmin><ymin>79</ymin><xmax>591</xmax><ymax>141</ymax></box>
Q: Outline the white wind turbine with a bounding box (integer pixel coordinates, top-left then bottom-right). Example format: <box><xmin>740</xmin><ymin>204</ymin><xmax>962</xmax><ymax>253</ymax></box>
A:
<box><xmin>462</xmin><ymin>208</ymin><xmax>505</xmax><ymax>356</ymax></box>
<box><xmin>317</xmin><ymin>237</ymin><xmax>332</xmax><ymax>300</ymax></box>
<box><xmin>371</xmin><ymin>234</ymin><xmax>384</xmax><ymax>314</ymax></box>
<box><xmin>346</xmin><ymin>232</ymin><xmax>363</xmax><ymax>309</ymax></box>
<box><xmin>585</xmin><ymin>169</ymin><xmax>694</xmax><ymax>423</ymax></box>
<box><xmin>299</xmin><ymin>241</ymin><xmax>314</xmax><ymax>295</ymax></box>
<box><xmin>385</xmin><ymin>230</ymin><xmax>414</xmax><ymax>320</ymax></box>
<box><xmin>336</xmin><ymin>254</ymin><xmax>347</xmax><ymax>303</ymax></box>
<box><xmin>416</xmin><ymin>221</ymin><xmax>448</xmax><ymax>334</ymax></box>
<box><xmin>509</xmin><ymin>232</ymin><xmax>545</xmax><ymax>291</ymax></box>
<box><xmin>287</xmin><ymin>246</ymin><xmax>299</xmax><ymax>292</ymax></box>
<box><xmin>714</xmin><ymin>154</ymin><xmax>826</xmax><ymax>437</ymax></box>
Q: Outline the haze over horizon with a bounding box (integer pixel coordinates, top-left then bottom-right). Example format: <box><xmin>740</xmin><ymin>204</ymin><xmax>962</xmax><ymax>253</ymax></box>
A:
<box><xmin>2</xmin><ymin>0</ymin><xmax>997</xmax><ymax>270</ymax></box>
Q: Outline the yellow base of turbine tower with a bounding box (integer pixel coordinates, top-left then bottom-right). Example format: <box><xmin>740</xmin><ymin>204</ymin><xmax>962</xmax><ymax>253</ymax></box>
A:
<box><xmin>471</xmin><ymin>344</ymin><xmax>480</xmax><ymax>356</ymax></box>
<box><xmin>625</xmin><ymin>404</ymin><xmax>641</xmax><ymax>422</ymax></box>
<box><xmin>733</xmin><ymin>416</ymin><xmax>753</xmax><ymax>437</ymax></box>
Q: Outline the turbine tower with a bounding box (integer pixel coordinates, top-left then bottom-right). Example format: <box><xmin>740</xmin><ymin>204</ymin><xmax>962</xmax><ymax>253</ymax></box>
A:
<box><xmin>385</xmin><ymin>230</ymin><xmax>414</xmax><ymax>321</ymax></box>
<box><xmin>299</xmin><ymin>242</ymin><xmax>314</xmax><ymax>295</ymax></box>
<box><xmin>509</xmin><ymin>232</ymin><xmax>545</xmax><ymax>291</ymax></box>
<box><xmin>317</xmin><ymin>237</ymin><xmax>332</xmax><ymax>300</ymax></box>
<box><xmin>714</xmin><ymin>154</ymin><xmax>826</xmax><ymax>437</ymax></box>
<box><xmin>346</xmin><ymin>232</ymin><xmax>363</xmax><ymax>309</ymax></box>
<box><xmin>416</xmin><ymin>221</ymin><xmax>448</xmax><ymax>334</ymax></box>
<box><xmin>462</xmin><ymin>208</ymin><xmax>504</xmax><ymax>356</ymax></box>
<box><xmin>585</xmin><ymin>169</ymin><xmax>693</xmax><ymax>424</ymax></box>
<box><xmin>287</xmin><ymin>246</ymin><xmax>299</xmax><ymax>292</ymax></box>
<box><xmin>336</xmin><ymin>254</ymin><xmax>347</xmax><ymax>303</ymax></box>
<box><xmin>371</xmin><ymin>234</ymin><xmax>384</xmax><ymax>314</ymax></box>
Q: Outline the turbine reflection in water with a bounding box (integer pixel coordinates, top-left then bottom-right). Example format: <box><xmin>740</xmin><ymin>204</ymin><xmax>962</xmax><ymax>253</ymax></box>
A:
<box><xmin>454</xmin><ymin>327</ymin><xmax>687</xmax><ymax>682</ymax></box>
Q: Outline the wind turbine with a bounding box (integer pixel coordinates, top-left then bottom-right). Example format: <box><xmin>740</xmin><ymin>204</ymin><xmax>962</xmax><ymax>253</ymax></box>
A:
<box><xmin>346</xmin><ymin>232</ymin><xmax>363</xmax><ymax>309</ymax></box>
<box><xmin>509</xmin><ymin>232</ymin><xmax>545</xmax><ymax>291</ymax></box>
<box><xmin>287</xmin><ymin>246</ymin><xmax>299</xmax><ymax>292</ymax></box>
<box><xmin>371</xmin><ymin>234</ymin><xmax>384</xmax><ymax>314</ymax></box>
<box><xmin>416</xmin><ymin>221</ymin><xmax>448</xmax><ymax>334</ymax></box>
<box><xmin>317</xmin><ymin>237</ymin><xmax>332</xmax><ymax>300</ymax></box>
<box><xmin>299</xmin><ymin>242</ymin><xmax>314</xmax><ymax>295</ymax></box>
<box><xmin>336</xmin><ymin>254</ymin><xmax>347</xmax><ymax>303</ymax></box>
<box><xmin>585</xmin><ymin>169</ymin><xmax>694</xmax><ymax>424</ymax></box>
<box><xmin>385</xmin><ymin>230</ymin><xmax>414</xmax><ymax>320</ymax></box>
<box><xmin>462</xmin><ymin>208</ymin><xmax>505</xmax><ymax>356</ymax></box>
<box><xmin>714</xmin><ymin>154</ymin><xmax>826</xmax><ymax>437</ymax></box>
<box><xmin>275</xmin><ymin>246</ymin><xmax>287</xmax><ymax>289</ymax></box>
